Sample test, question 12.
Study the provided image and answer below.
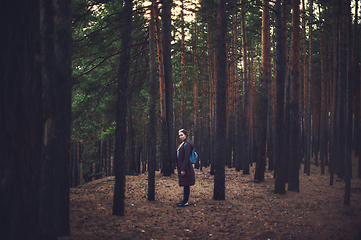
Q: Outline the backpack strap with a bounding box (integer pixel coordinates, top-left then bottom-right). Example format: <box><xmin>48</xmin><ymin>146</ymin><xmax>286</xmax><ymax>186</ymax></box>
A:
<box><xmin>177</xmin><ymin>141</ymin><xmax>185</xmax><ymax>151</ymax></box>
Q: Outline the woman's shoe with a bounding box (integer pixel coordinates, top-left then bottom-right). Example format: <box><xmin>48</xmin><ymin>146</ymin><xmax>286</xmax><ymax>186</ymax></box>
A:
<box><xmin>177</xmin><ymin>201</ymin><xmax>189</xmax><ymax>207</ymax></box>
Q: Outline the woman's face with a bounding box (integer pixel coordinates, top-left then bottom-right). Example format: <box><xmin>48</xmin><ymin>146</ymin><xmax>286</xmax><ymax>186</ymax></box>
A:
<box><xmin>179</xmin><ymin>132</ymin><xmax>187</xmax><ymax>141</ymax></box>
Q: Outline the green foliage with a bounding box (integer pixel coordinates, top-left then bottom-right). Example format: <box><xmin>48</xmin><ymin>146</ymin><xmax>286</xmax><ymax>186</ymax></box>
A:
<box><xmin>71</xmin><ymin>0</ymin><xmax>149</xmax><ymax>173</ymax></box>
<box><xmin>68</xmin><ymin>0</ymin><xmax>351</xmax><ymax>177</ymax></box>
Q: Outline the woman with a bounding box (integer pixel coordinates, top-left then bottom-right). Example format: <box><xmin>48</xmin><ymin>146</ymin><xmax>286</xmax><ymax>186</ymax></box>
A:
<box><xmin>176</xmin><ymin>129</ymin><xmax>195</xmax><ymax>207</ymax></box>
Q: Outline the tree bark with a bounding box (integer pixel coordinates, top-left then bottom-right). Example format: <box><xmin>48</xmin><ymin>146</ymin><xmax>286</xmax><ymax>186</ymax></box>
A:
<box><xmin>39</xmin><ymin>0</ymin><xmax>57</xmax><ymax>238</ymax></box>
<box><xmin>288</xmin><ymin>0</ymin><xmax>301</xmax><ymax>192</ymax></box>
<box><xmin>181</xmin><ymin>0</ymin><xmax>186</xmax><ymax>129</ymax></box>
<box><xmin>303</xmin><ymin>0</ymin><xmax>312</xmax><ymax>176</ymax></box>
<box><xmin>193</xmin><ymin>20</ymin><xmax>200</xmax><ymax>169</ymax></box>
<box><xmin>148</xmin><ymin>0</ymin><xmax>157</xmax><ymax>201</ymax></box>
<box><xmin>128</xmin><ymin>107</ymin><xmax>136</xmax><ymax>175</ymax></box>
<box><xmin>344</xmin><ymin>0</ymin><xmax>352</xmax><ymax>206</ymax></box>
<box><xmin>329</xmin><ymin>2</ymin><xmax>339</xmax><ymax>186</ymax></box>
<box><xmin>161</xmin><ymin>0</ymin><xmax>174</xmax><ymax>176</ymax></box>
<box><xmin>320</xmin><ymin>4</ymin><xmax>327</xmax><ymax>175</ymax></box>
<box><xmin>255</xmin><ymin>0</ymin><xmax>270</xmax><ymax>183</ymax></box>
<box><xmin>53</xmin><ymin>0</ymin><xmax>72</xmax><ymax>235</ymax></box>
<box><xmin>336</xmin><ymin>0</ymin><xmax>345</xmax><ymax>180</ymax></box>
<box><xmin>214</xmin><ymin>0</ymin><xmax>227</xmax><ymax>201</ymax></box>
<box><xmin>241</xmin><ymin>0</ymin><xmax>250</xmax><ymax>175</ymax></box>
<box><xmin>274</xmin><ymin>0</ymin><xmax>286</xmax><ymax>194</ymax></box>
<box><xmin>0</xmin><ymin>1</ymin><xmax>43</xmax><ymax>239</ymax></box>
<box><xmin>113</xmin><ymin>0</ymin><xmax>132</xmax><ymax>216</ymax></box>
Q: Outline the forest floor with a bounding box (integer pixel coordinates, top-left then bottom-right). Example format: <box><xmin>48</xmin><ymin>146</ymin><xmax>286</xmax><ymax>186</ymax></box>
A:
<box><xmin>60</xmin><ymin>156</ymin><xmax>361</xmax><ymax>240</ymax></box>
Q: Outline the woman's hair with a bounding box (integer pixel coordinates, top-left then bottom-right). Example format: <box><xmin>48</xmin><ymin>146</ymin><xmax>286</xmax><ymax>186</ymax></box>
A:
<box><xmin>179</xmin><ymin>129</ymin><xmax>188</xmax><ymax>136</ymax></box>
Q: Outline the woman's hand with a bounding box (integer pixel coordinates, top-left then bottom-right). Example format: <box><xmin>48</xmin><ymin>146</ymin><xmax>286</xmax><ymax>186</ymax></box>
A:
<box><xmin>181</xmin><ymin>171</ymin><xmax>185</xmax><ymax>176</ymax></box>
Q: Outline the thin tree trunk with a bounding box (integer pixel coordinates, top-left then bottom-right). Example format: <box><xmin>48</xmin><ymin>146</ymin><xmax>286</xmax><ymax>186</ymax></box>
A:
<box><xmin>255</xmin><ymin>0</ymin><xmax>270</xmax><ymax>183</ymax></box>
<box><xmin>113</xmin><ymin>0</ymin><xmax>132</xmax><ymax>216</ymax></box>
<box><xmin>241</xmin><ymin>0</ymin><xmax>250</xmax><ymax>175</ymax></box>
<box><xmin>154</xmin><ymin>0</ymin><xmax>167</xmax><ymax>175</ymax></box>
<box><xmin>228</xmin><ymin>2</ymin><xmax>237</xmax><ymax>168</ymax></box>
<box><xmin>320</xmin><ymin>4</ymin><xmax>327</xmax><ymax>175</ymax></box>
<box><xmin>181</xmin><ymin>0</ymin><xmax>186</xmax><ymax>129</ymax></box>
<box><xmin>274</xmin><ymin>0</ymin><xmax>286</xmax><ymax>194</ymax></box>
<box><xmin>148</xmin><ymin>0</ymin><xmax>157</xmax><ymax>201</ymax></box>
<box><xmin>330</xmin><ymin>2</ymin><xmax>339</xmax><ymax>186</ymax></box>
<box><xmin>214</xmin><ymin>0</ymin><xmax>227</xmax><ymax>201</ymax></box>
<box><xmin>288</xmin><ymin>0</ymin><xmax>301</xmax><ymax>192</ymax></box>
<box><xmin>268</xmin><ymin>34</ymin><xmax>276</xmax><ymax>171</ymax></box>
<box><xmin>344</xmin><ymin>0</ymin><xmax>352</xmax><ymax>206</ymax></box>
<box><xmin>353</xmin><ymin>0</ymin><xmax>360</xmax><ymax>158</ymax></box>
<box><xmin>206</xmin><ymin>0</ymin><xmax>213</xmax><ymax>171</ymax></box>
<box><xmin>303</xmin><ymin>0</ymin><xmax>312</xmax><ymax>176</ymax></box>
<box><xmin>282</xmin><ymin>0</ymin><xmax>290</xmax><ymax>183</ymax></box>
<box><xmin>232</xmin><ymin>0</ymin><xmax>240</xmax><ymax>171</ymax></box>
<box><xmin>301</xmin><ymin>0</ymin><xmax>306</xmax><ymax>168</ymax></box>
<box><xmin>337</xmin><ymin>0</ymin><xmax>345</xmax><ymax>180</ymax></box>
<box><xmin>162</xmin><ymin>0</ymin><xmax>174</xmax><ymax>176</ymax></box>
<box><xmin>193</xmin><ymin>20</ymin><xmax>200</xmax><ymax>169</ymax></box>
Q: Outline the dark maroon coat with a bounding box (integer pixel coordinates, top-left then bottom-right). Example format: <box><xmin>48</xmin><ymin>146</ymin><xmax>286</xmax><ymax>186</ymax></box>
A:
<box><xmin>177</xmin><ymin>140</ymin><xmax>195</xmax><ymax>186</ymax></box>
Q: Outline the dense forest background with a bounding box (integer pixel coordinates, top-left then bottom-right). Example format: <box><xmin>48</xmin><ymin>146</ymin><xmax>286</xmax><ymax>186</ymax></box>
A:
<box><xmin>1</xmin><ymin>0</ymin><xmax>360</xmax><ymax>239</ymax></box>
<box><xmin>70</xmin><ymin>0</ymin><xmax>361</xmax><ymax>198</ymax></box>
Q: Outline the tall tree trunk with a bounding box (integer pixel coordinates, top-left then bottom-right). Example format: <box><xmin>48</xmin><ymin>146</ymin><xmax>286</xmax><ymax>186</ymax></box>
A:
<box><xmin>344</xmin><ymin>0</ymin><xmax>352</xmax><ymax>206</ymax></box>
<box><xmin>320</xmin><ymin>4</ymin><xmax>327</xmax><ymax>175</ymax></box>
<box><xmin>227</xmin><ymin>2</ymin><xmax>237</xmax><ymax>168</ymax></box>
<box><xmin>241</xmin><ymin>0</ymin><xmax>250</xmax><ymax>174</ymax></box>
<box><xmin>193</xmin><ymin>20</ymin><xmax>200</xmax><ymax>169</ymax></box>
<box><xmin>39</xmin><ymin>0</ymin><xmax>57</xmax><ymax>238</ymax></box>
<box><xmin>148</xmin><ymin>0</ymin><xmax>157</xmax><ymax>201</ymax></box>
<box><xmin>303</xmin><ymin>0</ymin><xmax>312</xmax><ymax>176</ymax></box>
<box><xmin>202</xmin><ymin>46</ymin><xmax>210</xmax><ymax>169</ymax></box>
<box><xmin>329</xmin><ymin>2</ymin><xmax>339</xmax><ymax>186</ymax></box>
<box><xmin>255</xmin><ymin>0</ymin><xmax>270</xmax><ymax>183</ymax></box>
<box><xmin>181</xmin><ymin>0</ymin><xmax>186</xmax><ymax>129</ymax></box>
<box><xmin>53</xmin><ymin>0</ymin><xmax>72</xmax><ymax>235</ymax></box>
<box><xmin>268</xmin><ymin>35</ymin><xmax>276</xmax><ymax>171</ymax></box>
<box><xmin>155</xmin><ymin>0</ymin><xmax>167</xmax><ymax>175</ymax></box>
<box><xmin>162</xmin><ymin>0</ymin><xmax>174</xmax><ymax>176</ymax></box>
<box><xmin>274</xmin><ymin>0</ymin><xmax>286</xmax><ymax>194</ymax></box>
<box><xmin>336</xmin><ymin>0</ymin><xmax>345</xmax><ymax>180</ymax></box>
<box><xmin>325</xmin><ymin>8</ymin><xmax>331</xmax><ymax>168</ymax></box>
<box><xmin>288</xmin><ymin>0</ymin><xmax>301</xmax><ymax>192</ymax></box>
<box><xmin>282</xmin><ymin>0</ymin><xmax>290</xmax><ymax>183</ymax></box>
<box><xmin>308</xmin><ymin>0</ymin><xmax>313</xmax><ymax>173</ymax></box>
<box><xmin>113</xmin><ymin>0</ymin><xmax>132</xmax><ymax>216</ymax></box>
<box><xmin>231</xmin><ymin>0</ymin><xmax>240</xmax><ymax>171</ymax></box>
<box><xmin>0</xmin><ymin>1</ymin><xmax>43</xmax><ymax>239</ymax></box>
<box><xmin>311</xmin><ymin>2</ymin><xmax>319</xmax><ymax>168</ymax></box>
<box><xmin>205</xmin><ymin>0</ymin><xmax>212</xmax><ymax>171</ymax></box>
<box><xmin>353</xmin><ymin>0</ymin><xmax>360</xmax><ymax>159</ymax></box>
<box><xmin>301</xmin><ymin>0</ymin><xmax>306</xmax><ymax>167</ymax></box>
<box><xmin>214</xmin><ymin>0</ymin><xmax>227</xmax><ymax>201</ymax></box>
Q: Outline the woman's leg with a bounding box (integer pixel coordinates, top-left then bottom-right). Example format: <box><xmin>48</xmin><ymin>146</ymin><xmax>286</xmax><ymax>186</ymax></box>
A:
<box><xmin>183</xmin><ymin>186</ymin><xmax>190</xmax><ymax>203</ymax></box>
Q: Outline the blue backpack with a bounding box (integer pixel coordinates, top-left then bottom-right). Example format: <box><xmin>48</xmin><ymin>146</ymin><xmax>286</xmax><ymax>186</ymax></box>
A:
<box><xmin>184</xmin><ymin>143</ymin><xmax>198</xmax><ymax>164</ymax></box>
